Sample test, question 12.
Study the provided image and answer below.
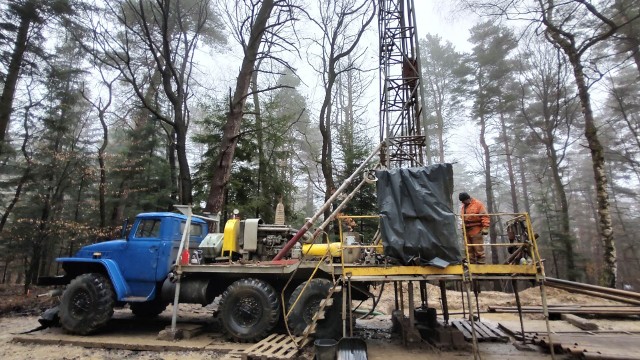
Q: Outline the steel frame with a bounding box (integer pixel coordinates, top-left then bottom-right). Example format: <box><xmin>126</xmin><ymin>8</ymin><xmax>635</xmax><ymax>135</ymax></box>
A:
<box><xmin>378</xmin><ymin>0</ymin><xmax>429</xmax><ymax>168</ymax></box>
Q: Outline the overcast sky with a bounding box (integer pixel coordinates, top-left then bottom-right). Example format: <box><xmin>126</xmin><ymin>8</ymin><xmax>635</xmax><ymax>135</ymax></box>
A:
<box><xmin>414</xmin><ymin>1</ymin><xmax>475</xmax><ymax>51</ymax></box>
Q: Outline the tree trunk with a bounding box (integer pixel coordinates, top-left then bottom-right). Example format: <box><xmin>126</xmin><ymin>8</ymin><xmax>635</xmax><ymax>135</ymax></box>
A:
<box><xmin>517</xmin><ymin>157</ymin><xmax>531</xmax><ymax>214</ymax></box>
<box><xmin>168</xmin><ymin>90</ymin><xmax>192</xmax><ymax>205</ymax></box>
<box><xmin>479</xmin><ymin>111</ymin><xmax>499</xmax><ymax>290</ymax></box>
<box><xmin>436</xmin><ymin>107</ymin><xmax>445</xmax><ymax>163</ymax></box>
<box><xmin>542</xmin><ymin>0</ymin><xmax>619</xmax><ymax>288</ymax></box>
<box><xmin>98</xmin><ymin>140</ymin><xmax>107</xmax><ymax>228</ymax></box>
<box><xmin>546</xmin><ymin>130</ymin><xmax>576</xmax><ymax>280</ymax></box>
<box><xmin>167</xmin><ymin>128</ymin><xmax>179</xmax><ymax>205</ymax></box>
<box><xmin>319</xmin><ymin>65</ymin><xmax>337</xmax><ymax>221</ymax></box>
<box><xmin>498</xmin><ymin>109</ymin><xmax>518</xmax><ymax>213</ymax></box>
<box><xmin>110</xmin><ymin>71</ymin><xmax>161</xmax><ymax>223</ymax></box>
<box><xmin>0</xmin><ymin>3</ymin><xmax>34</xmax><ymax>146</ymax></box>
<box><xmin>252</xmin><ymin>66</ymin><xmax>264</xmax><ymax>218</ymax></box>
<box><xmin>25</xmin><ymin>183</ymin><xmax>53</xmax><ymax>291</ymax></box>
<box><xmin>571</xmin><ymin>55</ymin><xmax>616</xmax><ymax>288</ymax></box>
<box><xmin>206</xmin><ymin>0</ymin><xmax>275</xmax><ymax>214</ymax></box>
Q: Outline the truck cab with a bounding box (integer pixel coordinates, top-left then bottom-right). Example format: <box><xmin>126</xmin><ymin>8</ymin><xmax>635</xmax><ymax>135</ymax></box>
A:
<box><xmin>45</xmin><ymin>212</ymin><xmax>208</xmax><ymax>334</ymax></box>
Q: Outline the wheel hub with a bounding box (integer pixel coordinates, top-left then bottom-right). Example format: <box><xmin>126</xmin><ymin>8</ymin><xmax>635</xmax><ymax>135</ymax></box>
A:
<box><xmin>70</xmin><ymin>289</ymin><xmax>92</xmax><ymax>318</ymax></box>
<box><xmin>233</xmin><ymin>296</ymin><xmax>263</xmax><ymax>327</ymax></box>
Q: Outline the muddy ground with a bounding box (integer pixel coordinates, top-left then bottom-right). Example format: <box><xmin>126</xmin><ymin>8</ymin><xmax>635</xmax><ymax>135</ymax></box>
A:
<box><xmin>0</xmin><ymin>283</ymin><xmax>638</xmax><ymax>359</ymax></box>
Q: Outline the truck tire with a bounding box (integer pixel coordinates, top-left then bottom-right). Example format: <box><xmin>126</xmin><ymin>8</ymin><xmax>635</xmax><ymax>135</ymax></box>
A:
<box><xmin>218</xmin><ymin>278</ymin><xmax>280</xmax><ymax>342</ymax></box>
<box><xmin>287</xmin><ymin>278</ymin><xmax>342</xmax><ymax>339</ymax></box>
<box><xmin>130</xmin><ymin>299</ymin><xmax>168</xmax><ymax>318</ymax></box>
<box><xmin>59</xmin><ymin>273</ymin><xmax>115</xmax><ymax>335</ymax></box>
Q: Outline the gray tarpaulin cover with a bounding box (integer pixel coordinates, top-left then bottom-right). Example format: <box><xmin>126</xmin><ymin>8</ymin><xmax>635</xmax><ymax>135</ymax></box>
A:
<box><xmin>376</xmin><ymin>164</ymin><xmax>462</xmax><ymax>266</ymax></box>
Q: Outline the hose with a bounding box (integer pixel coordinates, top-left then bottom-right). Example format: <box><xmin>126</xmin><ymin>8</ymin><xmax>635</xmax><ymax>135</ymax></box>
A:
<box><xmin>357</xmin><ymin>282</ymin><xmax>385</xmax><ymax>319</ymax></box>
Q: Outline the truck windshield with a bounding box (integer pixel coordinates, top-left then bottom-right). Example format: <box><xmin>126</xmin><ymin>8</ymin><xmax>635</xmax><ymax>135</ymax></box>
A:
<box><xmin>135</xmin><ymin>219</ymin><xmax>161</xmax><ymax>238</ymax></box>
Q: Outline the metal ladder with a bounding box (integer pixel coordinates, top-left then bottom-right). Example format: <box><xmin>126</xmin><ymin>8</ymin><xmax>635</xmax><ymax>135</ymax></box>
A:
<box><xmin>301</xmin><ymin>280</ymin><xmax>343</xmax><ymax>339</ymax></box>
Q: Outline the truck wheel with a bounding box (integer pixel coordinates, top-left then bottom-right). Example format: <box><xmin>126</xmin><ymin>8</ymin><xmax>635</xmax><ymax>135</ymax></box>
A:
<box><xmin>218</xmin><ymin>278</ymin><xmax>280</xmax><ymax>342</ymax></box>
<box><xmin>130</xmin><ymin>299</ymin><xmax>168</xmax><ymax>318</ymax></box>
<box><xmin>287</xmin><ymin>278</ymin><xmax>342</xmax><ymax>339</ymax></box>
<box><xmin>59</xmin><ymin>273</ymin><xmax>115</xmax><ymax>335</ymax></box>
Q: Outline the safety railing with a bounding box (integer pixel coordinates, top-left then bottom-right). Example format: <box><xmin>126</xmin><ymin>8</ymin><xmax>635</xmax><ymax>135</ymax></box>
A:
<box><xmin>460</xmin><ymin>212</ymin><xmax>545</xmax><ymax>275</ymax></box>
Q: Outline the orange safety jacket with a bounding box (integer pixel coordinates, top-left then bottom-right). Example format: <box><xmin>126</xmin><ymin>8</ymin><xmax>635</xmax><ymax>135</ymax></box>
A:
<box><xmin>461</xmin><ymin>198</ymin><xmax>490</xmax><ymax>229</ymax></box>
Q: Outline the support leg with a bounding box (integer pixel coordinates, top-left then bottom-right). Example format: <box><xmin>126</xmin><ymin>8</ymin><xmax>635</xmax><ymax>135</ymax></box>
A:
<box><xmin>419</xmin><ymin>281</ymin><xmax>427</xmax><ymax>308</ymax></box>
<box><xmin>408</xmin><ymin>281</ymin><xmax>415</xmax><ymax>329</ymax></box>
<box><xmin>394</xmin><ymin>281</ymin><xmax>399</xmax><ymax>310</ymax></box>
<box><xmin>512</xmin><ymin>279</ymin><xmax>526</xmax><ymax>344</ymax></box>
<box><xmin>439</xmin><ymin>280</ymin><xmax>449</xmax><ymax>325</ymax></box>
<box><xmin>342</xmin><ymin>277</ymin><xmax>347</xmax><ymax>338</ymax></box>
<box><xmin>463</xmin><ymin>274</ymin><xmax>480</xmax><ymax>360</ymax></box>
<box><xmin>540</xmin><ymin>281</ymin><xmax>556</xmax><ymax>359</ymax></box>
<box><xmin>474</xmin><ymin>281</ymin><xmax>481</xmax><ymax>322</ymax></box>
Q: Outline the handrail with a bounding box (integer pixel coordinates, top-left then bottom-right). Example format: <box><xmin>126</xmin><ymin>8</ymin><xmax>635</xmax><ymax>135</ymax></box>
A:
<box><xmin>460</xmin><ymin>212</ymin><xmax>545</xmax><ymax>275</ymax></box>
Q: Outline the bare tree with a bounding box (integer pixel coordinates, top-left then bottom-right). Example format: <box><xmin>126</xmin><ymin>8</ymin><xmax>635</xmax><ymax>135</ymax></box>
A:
<box><xmin>307</xmin><ymin>0</ymin><xmax>375</xmax><ymax>220</ymax></box>
<box><xmin>79</xmin><ymin>0</ymin><xmax>223</xmax><ymax>204</ymax></box>
<box><xmin>537</xmin><ymin>0</ymin><xmax>631</xmax><ymax>288</ymax></box>
<box><xmin>518</xmin><ymin>39</ymin><xmax>581</xmax><ymax>280</ymax></box>
<box><xmin>215</xmin><ymin>0</ymin><xmax>301</xmax><ymax>217</ymax></box>
<box><xmin>80</xmin><ymin>66</ymin><xmax>116</xmax><ymax>229</ymax></box>
<box><xmin>205</xmin><ymin>0</ymin><xmax>298</xmax><ymax>214</ymax></box>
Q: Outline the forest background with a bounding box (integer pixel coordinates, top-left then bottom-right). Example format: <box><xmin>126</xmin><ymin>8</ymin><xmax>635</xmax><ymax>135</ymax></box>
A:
<box><xmin>0</xmin><ymin>0</ymin><xmax>638</xmax><ymax>293</ymax></box>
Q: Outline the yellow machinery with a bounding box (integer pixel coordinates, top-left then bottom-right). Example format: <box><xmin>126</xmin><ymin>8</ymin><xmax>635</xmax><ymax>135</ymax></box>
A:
<box><xmin>221</xmin><ymin>218</ymin><xmax>240</xmax><ymax>257</ymax></box>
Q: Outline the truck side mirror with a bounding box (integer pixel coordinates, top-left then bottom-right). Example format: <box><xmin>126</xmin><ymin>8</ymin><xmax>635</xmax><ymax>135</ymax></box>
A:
<box><xmin>121</xmin><ymin>218</ymin><xmax>129</xmax><ymax>239</ymax></box>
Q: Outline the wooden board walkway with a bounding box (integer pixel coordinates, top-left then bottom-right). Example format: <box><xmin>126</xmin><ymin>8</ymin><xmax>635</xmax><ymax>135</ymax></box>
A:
<box><xmin>451</xmin><ymin>320</ymin><xmax>509</xmax><ymax>342</ymax></box>
<box><xmin>241</xmin><ymin>333</ymin><xmax>310</xmax><ymax>360</ymax></box>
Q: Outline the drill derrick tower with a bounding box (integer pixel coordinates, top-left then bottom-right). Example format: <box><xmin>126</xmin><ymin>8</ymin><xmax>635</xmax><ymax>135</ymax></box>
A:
<box><xmin>378</xmin><ymin>0</ymin><xmax>430</xmax><ymax>168</ymax></box>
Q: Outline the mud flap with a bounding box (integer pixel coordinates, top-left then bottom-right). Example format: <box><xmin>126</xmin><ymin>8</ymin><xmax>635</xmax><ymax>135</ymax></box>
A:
<box><xmin>336</xmin><ymin>337</ymin><xmax>368</xmax><ymax>360</ymax></box>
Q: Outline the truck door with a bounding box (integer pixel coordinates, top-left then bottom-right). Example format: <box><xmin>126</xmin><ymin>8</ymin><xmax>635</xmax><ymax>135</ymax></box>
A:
<box><xmin>117</xmin><ymin>217</ymin><xmax>163</xmax><ymax>298</ymax></box>
<box><xmin>158</xmin><ymin>220</ymin><xmax>206</xmax><ymax>279</ymax></box>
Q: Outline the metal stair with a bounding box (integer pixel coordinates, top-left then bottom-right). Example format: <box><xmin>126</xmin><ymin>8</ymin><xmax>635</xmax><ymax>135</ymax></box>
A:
<box><xmin>301</xmin><ymin>282</ymin><xmax>342</xmax><ymax>339</ymax></box>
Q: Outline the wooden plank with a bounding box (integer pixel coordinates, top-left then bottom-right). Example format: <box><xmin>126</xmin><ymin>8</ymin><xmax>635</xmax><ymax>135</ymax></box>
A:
<box><xmin>451</xmin><ymin>320</ymin><xmax>508</xmax><ymax>342</ymax></box>
<box><xmin>451</xmin><ymin>321</ymin><xmax>472</xmax><ymax>339</ymax></box>
<box><xmin>303</xmin><ymin>323</ymin><xmax>316</xmax><ymax>336</ymax></box>
<box><xmin>468</xmin><ymin>322</ymin><xmax>488</xmax><ymax>340</ymax></box>
<box><xmin>243</xmin><ymin>334</ymin><xmax>307</xmax><ymax>360</ymax></box>
<box><xmin>244</xmin><ymin>333</ymin><xmax>278</xmax><ymax>354</ymax></box>
<box><xmin>561</xmin><ymin>314</ymin><xmax>599</xmax><ymax>331</ymax></box>
<box><xmin>478</xmin><ymin>322</ymin><xmax>509</xmax><ymax>340</ymax></box>
<box><xmin>319</xmin><ymin>298</ymin><xmax>333</xmax><ymax>308</ymax></box>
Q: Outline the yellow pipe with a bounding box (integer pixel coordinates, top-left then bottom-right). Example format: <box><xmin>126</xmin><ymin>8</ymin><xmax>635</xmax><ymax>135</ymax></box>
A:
<box><xmin>302</xmin><ymin>242</ymin><xmax>342</xmax><ymax>257</ymax></box>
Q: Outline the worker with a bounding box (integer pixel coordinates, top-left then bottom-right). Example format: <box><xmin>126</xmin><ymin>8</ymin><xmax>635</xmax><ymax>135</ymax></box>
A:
<box><xmin>459</xmin><ymin>192</ymin><xmax>490</xmax><ymax>264</ymax></box>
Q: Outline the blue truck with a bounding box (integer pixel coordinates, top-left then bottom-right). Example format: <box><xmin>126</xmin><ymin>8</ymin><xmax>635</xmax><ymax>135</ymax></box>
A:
<box><xmin>40</xmin><ymin>211</ymin><xmax>354</xmax><ymax>342</ymax></box>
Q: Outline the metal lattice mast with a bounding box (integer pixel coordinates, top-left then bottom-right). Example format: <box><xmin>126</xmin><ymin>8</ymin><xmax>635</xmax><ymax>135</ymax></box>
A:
<box><xmin>378</xmin><ymin>0</ymin><xmax>430</xmax><ymax>168</ymax></box>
